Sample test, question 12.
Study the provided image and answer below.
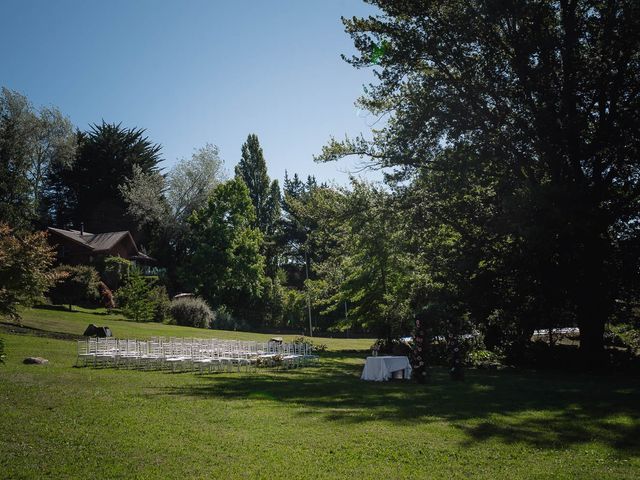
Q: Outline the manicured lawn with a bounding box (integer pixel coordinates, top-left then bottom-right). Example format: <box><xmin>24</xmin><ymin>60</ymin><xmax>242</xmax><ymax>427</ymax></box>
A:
<box><xmin>13</xmin><ymin>306</ymin><xmax>375</xmax><ymax>351</ymax></box>
<box><xmin>1</xmin><ymin>310</ymin><xmax>639</xmax><ymax>479</ymax></box>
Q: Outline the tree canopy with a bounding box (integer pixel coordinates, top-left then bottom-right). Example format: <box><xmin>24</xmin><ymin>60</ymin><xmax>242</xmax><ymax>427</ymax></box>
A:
<box><xmin>316</xmin><ymin>0</ymin><xmax>640</xmax><ymax>363</ymax></box>
<box><xmin>62</xmin><ymin>121</ymin><xmax>162</xmax><ymax>233</ymax></box>
<box><xmin>183</xmin><ymin>178</ymin><xmax>265</xmax><ymax>322</ymax></box>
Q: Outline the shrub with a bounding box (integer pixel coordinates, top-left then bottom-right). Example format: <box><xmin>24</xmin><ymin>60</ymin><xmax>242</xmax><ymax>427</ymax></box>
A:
<box><xmin>281</xmin><ymin>288</ymin><xmax>307</xmax><ymax>329</ymax></box>
<box><xmin>148</xmin><ymin>285</ymin><xmax>171</xmax><ymax>323</ymax></box>
<box><xmin>170</xmin><ymin>297</ymin><xmax>214</xmax><ymax>328</ymax></box>
<box><xmin>211</xmin><ymin>305</ymin><xmax>249</xmax><ymax>331</ymax></box>
<box><xmin>49</xmin><ymin>264</ymin><xmax>101</xmax><ymax>310</ymax></box>
<box><xmin>293</xmin><ymin>336</ymin><xmax>327</xmax><ymax>353</ymax></box>
<box><xmin>467</xmin><ymin>349</ymin><xmax>504</xmax><ymax>369</ymax></box>
<box><xmin>371</xmin><ymin>338</ymin><xmax>412</xmax><ymax>356</ymax></box>
<box><xmin>98</xmin><ymin>281</ymin><xmax>115</xmax><ymax>310</ymax></box>
<box><xmin>606</xmin><ymin>323</ymin><xmax>640</xmax><ymax>353</ymax></box>
<box><xmin>0</xmin><ymin>224</ymin><xmax>58</xmax><ymax>321</ymax></box>
<box><xmin>116</xmin><ymin>267</ymin><xmax>154</xmax><ymax>322</ymax></box>
<box><xmin>102</xmin><ymin>256</ymin><xmax>132</xmax><ymax>290</ymax></box>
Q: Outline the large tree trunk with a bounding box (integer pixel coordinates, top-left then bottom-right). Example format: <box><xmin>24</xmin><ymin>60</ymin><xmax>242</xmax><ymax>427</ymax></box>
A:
<box><xmin>578</xmin><ymin>315</ymin><xmax>605</xmax><ymax>366</ymax></box>
<box><xmin>574</xmin><ymin>224</ymin><xmax>612</xmax><ymax>369</ymax></box>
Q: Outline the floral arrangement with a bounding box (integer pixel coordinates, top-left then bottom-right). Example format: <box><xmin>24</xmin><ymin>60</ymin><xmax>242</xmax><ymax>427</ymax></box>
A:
<box><xmin>411</xmin><ymin>319</ymin><xmax>428</xmax><ymax>383</ymax></box>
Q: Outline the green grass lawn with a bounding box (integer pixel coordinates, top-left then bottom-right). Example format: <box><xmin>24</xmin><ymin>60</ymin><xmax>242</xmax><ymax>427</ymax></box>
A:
<box><xmin>13</xmin><ymin>306</ymin><xmax>375</xmax><ymax>351</ymax></box>
<box><xmin>1</xmin><ymin>309</ymin><xmax>639</xmax><ymax>479</ymax></box>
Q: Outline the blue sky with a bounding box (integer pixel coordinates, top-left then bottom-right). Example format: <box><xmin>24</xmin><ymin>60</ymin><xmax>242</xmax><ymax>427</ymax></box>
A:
<box><xmin>0</xmin><ymin>0</ymin><xmax>382</xmax><ymax>185</ymax></box>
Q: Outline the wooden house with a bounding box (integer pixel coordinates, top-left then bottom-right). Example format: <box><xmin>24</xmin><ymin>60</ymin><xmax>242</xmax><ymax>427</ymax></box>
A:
<box><xmin>47</xmin><ymin>226</ymin><xmax>155</xmax><ymax>268</ymax></box>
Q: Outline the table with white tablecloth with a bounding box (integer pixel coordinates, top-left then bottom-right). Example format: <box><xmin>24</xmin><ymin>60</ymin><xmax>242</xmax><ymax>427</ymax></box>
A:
<box><xmin>360</xmin><ymin>355</ymin><xmax>412</xmax><ymax>381</ymax></box>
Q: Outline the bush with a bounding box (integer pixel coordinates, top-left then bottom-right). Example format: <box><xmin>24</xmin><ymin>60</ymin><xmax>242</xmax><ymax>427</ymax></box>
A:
<box><xmin>281</xmin><ymin>288</ymin><xmax>307</xmax><ymax>329</ymax></box>
<box><xmin>467</xmin><ymin>349</ymin><xmax>504</xmax><ymax>369</ymax></box>
<box><xmin>371</xmin><ymin>338</ymin><xmax>412</xmax><ymax>356</ymax></box>
<box><xmin>606</xmin><ymin>323</ymin><xmax>640</xmax><ymax>353</ymax></box>
<box><xmin>211</xmin><ymin>305</ymin><xmax>250</xmax><ymax>331</ymax></box>
<box><xmin>0</xmin><ymin>224</ymin><xmax>58</xmax><ymax>321</ymax></box>
<box><xmin>148</xmin><ymin>285</ymin><xmax>171</xmax><ymax>323</ymax></box>
<box><xmin>116</xmin><ymin>268</ymin><xmax>154</xmax><ymax>322</ymax></box>
<box><xmin>49</xmin><ymin>264</ymin><xmax>101</xmax><ymax>310</ymax></box>
<box><xmin>170</xmin><ymin>297</ymin><xmax>214</xmax><ymax>328</ymax></box>
<box><xmin>98</xmin><ymin>281</ymin><xmax>115</xmax><ymax>310</ymax></box>
<box><xmin>102</xmin><ymin>256</ymin><xmax>132</xmax><ymax>290</ymax></box>
<box><xmin>293</xmin><ymin>336</ymin><xmax>327</xmax><ymax>353</ymax></box>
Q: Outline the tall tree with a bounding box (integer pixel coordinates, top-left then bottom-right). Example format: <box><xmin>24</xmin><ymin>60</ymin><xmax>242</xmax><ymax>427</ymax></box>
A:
<box><xmin>307</xmin><ymin>182</ymin><xmax>411</xmax><ymax>337</ymax></box>
<box><xmin>183</xmin><ymin>178</ymin><xmax>265</xmax><ymax>322</ymax></box>
<box><xmin>64</xmin><ymin>122</ymin><xmax>162</xmax><ymax>233</ymax></box>
<box><xmin>235</xmin><ymin>134</ymin><xmax>281</xmax><ymax>278</ymax></box>
<box><xmin>167</xmin><ymin>143</ymin><xmax>226</xmax><ymax>225</ymax></box>
<box><xmin>120</xmin><ymin>143</ymin><xmax>227</xmax><ymax>292</ymax></box>
<box><xmin>280</xmin><ymin>172</ymin><xmax>324</xmax><ymax>284</ymax></box>
<box><xmin>0</xmin><ymin>88</ymin><xmax>33</xmax><ymax>229</ymax></box>
<box><xmin>318</xmin><ymin>0</ymin><xmax>640</xmax><ymax>364</ymax></box>
<box><xmin>28</xmin><ymin>107</ymin><xmax>76</xmax><ymax>225</ymax></box>
<box><xmin>0</xmin><ymin>87</ymin><xmax>76</xmax><ymax>228</ymax></box>
<box><xmin>235</xmin><ymin>134</ymin><xmax>280</xmax><ymax>235</ymax></box>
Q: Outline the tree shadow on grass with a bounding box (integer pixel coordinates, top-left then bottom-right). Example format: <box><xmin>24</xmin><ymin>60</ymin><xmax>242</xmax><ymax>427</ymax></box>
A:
<box><xmin>152</xmin><ymin>351</ymin><xmax>640</xmax><ymax>454</ymax></box>
<box><xmin>33</xmin><ymin>304</ymin><xmax>109</xmax><ymax>316</ymax></box>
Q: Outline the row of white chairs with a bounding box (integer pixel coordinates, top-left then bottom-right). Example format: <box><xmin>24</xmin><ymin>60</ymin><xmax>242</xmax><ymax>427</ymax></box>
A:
<box><xmin>76</xmin><ymin>336</ymin><xmax>319</xmax><ymax>372</ymax></box>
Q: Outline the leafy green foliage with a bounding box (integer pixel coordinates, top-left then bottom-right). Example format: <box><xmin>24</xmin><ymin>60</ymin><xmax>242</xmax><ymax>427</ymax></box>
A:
<box><xmin>281</xmin><ymin>287</ymin><xmax>308</xmax><ymax>330</ymax></box>
<box><xmin>148</xmin><ymin>285</ymin><xmax>171</xmax><ymax>323</ymax></box>
<box><xmin>318</xmin><ymin>0</ymin><xmax>640</xmax><ymax>363</ymax></box>
<box><xmin>292</xmin><ymin>336</ymin><xmax>327</xmax><ymax>353</ymax></box>
<box><xmin>607</xmin><ymin>323</ymin><xmax>640</xmax><ymax>354</ymax></box>
<box><xmin>307</xmin><ymin>182</ymin><xmax>411</xmax><ymax>338</ymax></box>
<box><xmin>0</xmin><ymin>224</ymin><xmax>58</xmax><ymax>320</ymax></box>
<box><xmin>102</xmin><ymin>256</ymin><xmax>132</xmax><ymax>290</ymax></box>
<box><xmin>235</xmin><ymin>134</ymin><xmax>280</xmax><ymax>236</ymax></box>
<box><xmin>115</xmin><ymin>268</ymin><xmax>154</xmax><ymax>322</ymax></box>
<box><xmin>183</xmin><ymin>178</ymin><xmax>265</xmax><ymax>322</ymax></box>
<box><xmin>279</xmin><ymin>172</ymin><xmax>322</xmax><ymax>285</ymax></box>
<box><xmin>119</xmin><ymin>164</ymin><xmax>167</xmax><ymax>228</ymax></box>
<box><xmin>211</xmin><ymin>304</ymin><xmax>249</xmax><ymax>331</ymax></box>
<box><xmin>0</xmin><ymin>87</ymin><xmax>76</xmax><ymax>228</ymax></box>
<box><xmin>170</xmin><ymin>297</ymin><xmax>214</xmax><ymax>329</ymax></box>
<box><xmin>0</xmin><ymin>89</ymin><xmax>34</xmax><ymax>229</ymax></box>
<box><xmin>49</xmin><ymin>264</ymin><xmax>101</xmax><ymax>311</ymax></box>
<box><xmin>235</xmin><ymin>134</ymin><xmax>281</xmax><ymax>279</ymax></box>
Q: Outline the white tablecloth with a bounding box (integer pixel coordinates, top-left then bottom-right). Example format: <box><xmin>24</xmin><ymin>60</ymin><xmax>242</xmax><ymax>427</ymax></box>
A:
<box><xmin>360</xmin><ymin>356</ymin><xmax>412</xmax><ymax>381</ymax></box>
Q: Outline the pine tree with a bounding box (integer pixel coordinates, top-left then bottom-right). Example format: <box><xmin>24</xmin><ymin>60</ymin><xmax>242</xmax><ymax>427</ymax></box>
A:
<box><xmin>235</xmin><ymin>134</ymin><xmax>282</xmax><ymax>278</ymax></box>
<box><xmin>116</xmin><ymin>267</ymin><xmax>154</xmax><ymax>322</ymax></box>
<box><xmin>235</xmin><ymin>134</ymin><xmax>279</xmax><ymax>235</ymax></box>
<box><xmin>66</xmin><ymin>122</ymin><xmax>162</xmax><ymax>233</ymax></box>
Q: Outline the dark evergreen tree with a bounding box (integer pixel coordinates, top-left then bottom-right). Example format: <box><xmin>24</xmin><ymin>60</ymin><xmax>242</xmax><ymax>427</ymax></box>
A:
<box><xmin>64</xmin><ymin>122</ymin><xmax>162</xmax><ymax>234</ymax></box>
<box><xmin>235</xmin><ymin>134</ymin><xmax>278</xmax><ymax>234</ymax></box>
<box><xmin>235</xmin><ymin>134</ymin><xmax>281</xmax><ymax>277</ymax></box>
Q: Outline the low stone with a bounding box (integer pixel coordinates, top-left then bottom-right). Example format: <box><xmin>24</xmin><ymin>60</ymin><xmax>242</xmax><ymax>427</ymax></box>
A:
<box><xmin>23</xmin><ymin>357</ymin><xmax>49</xmax><ymax>365</ymax></box>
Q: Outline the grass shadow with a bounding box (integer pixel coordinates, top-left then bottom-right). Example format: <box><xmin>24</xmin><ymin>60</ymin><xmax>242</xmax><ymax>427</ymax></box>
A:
<box><xmin>33</xmin><ymin>304</ymin><xmax>110</xmax><ymax>316</ymax></box>
<box><xmin>151</xmin><ymin>351</ymin><xmax>640</xmax><ymax>454</ymax></box>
